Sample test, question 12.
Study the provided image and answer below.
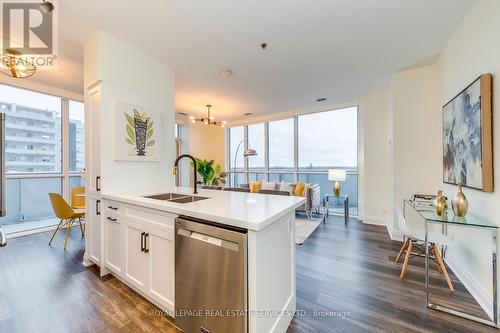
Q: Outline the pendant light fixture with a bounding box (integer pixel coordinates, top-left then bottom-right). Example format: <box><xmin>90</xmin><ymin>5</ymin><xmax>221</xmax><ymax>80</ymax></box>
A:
<box><xmin>0</xmin><ymin>49</ymin><xmax>37</xmax><ymax>79</ymax></box>
<box><xmin>190</xmin><ymin>105</ymin><xmax>226</xmax><ymax>127</ymax></box>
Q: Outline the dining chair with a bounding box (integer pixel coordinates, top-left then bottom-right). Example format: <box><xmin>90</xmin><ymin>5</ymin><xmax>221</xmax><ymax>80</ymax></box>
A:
<box><xmin>71</xmin><ymin>186</ymin><xmax>86</xmax><ymax>209</ymax></box>
<box><xmin>48</xmin><ymin>193</ymin><xmax>85</xmax><ymax>251</ymax></box>
<box><xmin>394</xmin><ymin>205</ymin><xmax>454</xmax><ymax>291</ymax></box>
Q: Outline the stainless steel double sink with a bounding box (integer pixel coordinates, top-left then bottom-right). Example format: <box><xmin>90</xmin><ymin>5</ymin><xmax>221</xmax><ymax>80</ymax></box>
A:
<box><xmin>144</xmin><ymin>193</ymin><xmax>209</xmax><ymax>204</ymax></box>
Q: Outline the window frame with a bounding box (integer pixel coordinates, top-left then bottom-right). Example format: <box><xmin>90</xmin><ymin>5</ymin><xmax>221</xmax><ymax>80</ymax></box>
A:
<box><xmin>247</xmin><ymin>122</ymin><xmax>266</xmax><ymax>170</ymax></box>
<box><xmin>225</xmin><ymin>106</ymin><xmax>359</xmax><ymax>213</ymax></box>
<box><xmin>268</xmin><ymin>117</ymin><xmax>295</xmax><ymax>170</ymax></box>
<box><xmin>1</xmin><ymin>83</ymin><xmax>84</xmax><ymax>204</ymax></box>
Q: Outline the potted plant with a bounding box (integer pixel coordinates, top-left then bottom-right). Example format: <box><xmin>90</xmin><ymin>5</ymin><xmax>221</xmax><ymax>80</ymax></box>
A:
<box><xmin>193</xmin><ymin>159</ymin><xmax>227</xmax><ymax>186</ymax></box>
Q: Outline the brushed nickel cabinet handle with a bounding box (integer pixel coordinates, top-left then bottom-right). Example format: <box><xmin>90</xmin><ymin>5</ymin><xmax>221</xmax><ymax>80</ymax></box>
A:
<box><xmin>141</xmin><ymin>232</ymin><xmax>145</xmax><ymax>252</ymax></box>
<box><xmin>144</xmin><ymin>233</ymin><xmax>149</xmax><ymax>253</ymax></box>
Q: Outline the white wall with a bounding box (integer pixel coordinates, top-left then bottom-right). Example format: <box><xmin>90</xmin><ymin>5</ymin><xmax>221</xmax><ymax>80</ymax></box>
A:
<box><xmin>359</xmin><ymin>88</ymin><xmax>391</xmax><ymax>225</ymax></box>
<box><xmin>390</xmin><ymin>64</ymin><xmax>441</xmax><ymax>234</ymax></box>
<box><xmin>185</xmin><ymin>121</ymin><xmax>225</xmax><ymax>168</ymax></box>
<box><xmin>360</xmin><ymin>0</ymin><xmax>500</xmax><ymax>316</ymax></box>
<box><xmin>175</xmin><ymin>121</ymin><xmax>225</xmax><ymax>187</ymax></box>
<box><xmin>84</xmin><ymin>31</ymin><xmax>175</xmax><ymax>192</ymax></box>
<box><xmin>436</xmin><ymin>0</ymin><xmax>500</xmax><ymax>315</ymax></box>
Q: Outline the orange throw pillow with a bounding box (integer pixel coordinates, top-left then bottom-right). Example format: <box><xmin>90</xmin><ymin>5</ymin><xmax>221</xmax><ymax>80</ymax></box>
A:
<box><xmin>294</xmin><ymin>182</ymin><xmax>306</xmax><ymax>196</ymax></box>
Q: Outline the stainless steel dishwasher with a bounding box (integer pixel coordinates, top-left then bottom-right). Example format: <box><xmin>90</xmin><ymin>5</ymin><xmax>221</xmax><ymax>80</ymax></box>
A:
<box><xmin>175</xmin><ymin>216</ymin><xmax>247</xmax><ymax>333</ymax></box>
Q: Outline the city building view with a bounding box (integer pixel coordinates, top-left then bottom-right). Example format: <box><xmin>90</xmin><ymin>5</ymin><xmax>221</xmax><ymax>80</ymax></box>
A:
<box><xmin>0</xmin><ymin>87</ymin><xmax>84</xmax><ymax>227</ymax></box>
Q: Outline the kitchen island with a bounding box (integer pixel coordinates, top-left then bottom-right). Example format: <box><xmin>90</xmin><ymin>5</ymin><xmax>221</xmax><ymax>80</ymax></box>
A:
<box><xmin>94</xmin><ymin>187</ymin><xmax>305</xmax><ymax>333</ymax></box>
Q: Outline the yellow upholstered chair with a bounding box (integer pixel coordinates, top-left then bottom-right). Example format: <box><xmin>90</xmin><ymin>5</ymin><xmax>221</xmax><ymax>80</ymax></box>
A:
<box><xmin>71</xmin><ymin>186</ymin><xmax>86</xmax><ymax>209</ymax></box>
<box><xmin>48</xmin><ymin>193</ymin><xmax>85</xmax><ymax>250</ymax></box>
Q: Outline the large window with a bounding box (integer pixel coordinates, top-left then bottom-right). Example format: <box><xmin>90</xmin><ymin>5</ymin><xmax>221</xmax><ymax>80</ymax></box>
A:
<box><xmin>0</xmin><ymin>85</ymin><xmax>62</xmax><ymax>173</ymax></box>
<box><xmin>69</xmin><ymin>101</ymin><xmax>85</xmax><ymax>172</ymax></box>
<box><xmin>229</xmin><ymin>126</ymin><xmax>244</xmax><ymax>170</ymax></box>
<box><xmin>226</xmin><ymin>106</ymin><xmax>359</xmax><ymax>215</ymax></box>
<box><xmin>269</xmin><ymin>118</ymin><xmax>294</xmax><ymax>169</ymax></box>
<box><xmin>298</xmin><ymin>107</ymin><xmax>357</xmax><ymax>169</ymax></box>
<box><xmin>248</xmin><ymin>123</ymin><xmax>265</xmax><ymax>169</ymax></box>
<box><xmin>0</xmin><ymin>84</ymin><xmax>85</xmax><ymax>230</ymax></box>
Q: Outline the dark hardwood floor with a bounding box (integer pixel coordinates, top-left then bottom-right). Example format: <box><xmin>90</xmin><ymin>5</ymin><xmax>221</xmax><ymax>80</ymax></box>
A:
<box><xmin>288</xmin><ymin>216</ymin><xmax>496</xmax><ymax>333</ymax></box>
<box><xmin>0</xmin><ymin>217</ymin><xmax>497</xmax><ymax>333</ymax></box>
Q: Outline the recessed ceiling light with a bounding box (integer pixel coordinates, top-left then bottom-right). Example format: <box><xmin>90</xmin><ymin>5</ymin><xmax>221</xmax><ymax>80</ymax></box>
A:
<box><xmin>244</xmin><ymin>113</ymin><xmax>253</xmax><ymax>116</ymax></box>
<box><xmin>220</xmin><ymin>69</ymin><xmax>233</xmax><ymax>77</ymax></box>
<box><xmin>316</xmin><ymin>98</ymin><xmax>327</xmax><ymax>102</ymax></box>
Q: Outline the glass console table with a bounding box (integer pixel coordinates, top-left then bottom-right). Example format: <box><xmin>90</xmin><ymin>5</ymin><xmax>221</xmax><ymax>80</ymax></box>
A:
<box><xmin>323</xmin><ymin>194</ymin><xmax>349</xmax><ymax>224</ymax></box>
<box><xmin>404</xmin><ymin>199</ymin><xmax>499</xmax><ymax>328</ymax></box>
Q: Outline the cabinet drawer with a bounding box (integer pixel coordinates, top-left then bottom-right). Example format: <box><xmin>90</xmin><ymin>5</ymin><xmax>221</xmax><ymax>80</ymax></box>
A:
<box><xmin>125</xmin><ymin>205</ymin><xmax>175</xmax><ymax>231</ymax></box>
<box><xmin>104</xmin><ymin>200</ymin><xmax>123</xmax><ymax>216</ymax></box>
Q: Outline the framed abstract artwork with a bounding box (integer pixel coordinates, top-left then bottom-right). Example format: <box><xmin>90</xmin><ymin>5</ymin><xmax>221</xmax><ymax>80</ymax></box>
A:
<box><xmin>442</xmin><ymin>73</ymin><xmax>493</xmax><ymax>192</ymax></box>
<box><xmin>114</xmin><ymin>100</ymin><xmax>162</xmax><ymax>161</ymax></box>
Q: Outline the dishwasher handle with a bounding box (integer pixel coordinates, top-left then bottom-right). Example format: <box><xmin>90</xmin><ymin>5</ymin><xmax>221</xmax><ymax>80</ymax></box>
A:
<box><xmin>0</xmin><ymin>228</ymin><xmax>6</xmax><ymax>247</ymax></box>
<box><xmin>177</xmin><ymin>228</ymin><xmax>239</xmax><ymax>252</ymax></box>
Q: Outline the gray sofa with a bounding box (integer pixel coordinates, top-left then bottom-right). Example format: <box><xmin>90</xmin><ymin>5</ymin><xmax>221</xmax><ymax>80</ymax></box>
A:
<box><xmin>240</xmin><ymin>182</ymin><xmax>321</xmax><ymax>217</ymax></box>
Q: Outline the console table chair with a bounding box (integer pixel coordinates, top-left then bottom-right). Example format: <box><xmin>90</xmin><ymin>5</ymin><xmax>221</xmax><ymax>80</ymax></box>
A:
<box><xmin>394</xmin><ymin>205</ymin><xmax>454</xmax><ymax>291</ymax></box>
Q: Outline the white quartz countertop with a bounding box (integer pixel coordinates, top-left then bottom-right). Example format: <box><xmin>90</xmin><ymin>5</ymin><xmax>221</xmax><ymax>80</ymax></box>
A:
<box><xmin>102</xmin><ymin>187</ymin><xmax>306</xmax><ymax>231</ymax></box>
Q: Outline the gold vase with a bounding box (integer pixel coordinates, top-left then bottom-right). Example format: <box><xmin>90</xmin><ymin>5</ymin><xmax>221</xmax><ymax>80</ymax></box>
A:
<box><xmin>433</xmin><ymin>190</ymin><xmax>447</xmax><ymax>216</ymax></box>
<box><xmin>452</xmin><ymin>183</ymin><xmax>468</xmax><ymax>217</ymax></box>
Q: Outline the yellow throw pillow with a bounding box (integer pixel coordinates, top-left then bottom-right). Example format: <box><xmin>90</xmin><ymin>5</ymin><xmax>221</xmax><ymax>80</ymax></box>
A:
<box><xmin>302</xmin><ymin>184</ymin><xmax>310</xmax><ymax>197</ymax></box>
<box><xmin>250</xmin><ymin>181</ymin><xmax>262</xmax><ymax>193</ymax></box>
<box><xmin>294</xmin><ymin>182</ymin><xmax>306</xmax><ymax>196</ymax></box>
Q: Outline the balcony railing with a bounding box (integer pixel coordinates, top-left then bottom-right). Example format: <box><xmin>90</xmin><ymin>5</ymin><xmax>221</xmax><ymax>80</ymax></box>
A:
<box><xmin>0</xmin><ymin>175</ymin><xmax>84</xmax><ymax>228</ymax></box>
<box><xmin>6</xmin><ymin>123</ymin><xmax>59</xmax><ymax>134</ymax></box>
<box><xmin>6</xmin><ymin>148</ymin><xmax>57</xmax><ymax>155</ymax></box>
<box><xmin>5</xmin><ymin>135</ymin><xmax>56</xmax><ymax>144</ymax></box>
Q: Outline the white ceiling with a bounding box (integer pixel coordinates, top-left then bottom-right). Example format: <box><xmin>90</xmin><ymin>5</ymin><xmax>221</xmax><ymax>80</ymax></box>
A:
<box><xmin>27</xmin><ymin>0</ymin><xmax>475</xmax><ymax>121</ymax></box>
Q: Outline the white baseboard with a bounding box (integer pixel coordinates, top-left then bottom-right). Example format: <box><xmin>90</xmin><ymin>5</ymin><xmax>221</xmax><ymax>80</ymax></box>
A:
<box><xmin>82</xmin><ymin>251</ymin><xmax>95</xmax><ymax>267</ymax></box>
<box><xmin>362</xmin><ymin>215</ymin><xmax>404</xmax><ymax>241</ymax></box>
<box><xmin>363</xmin><ymin>215</ymin><xmax>389</xmax><ymax>226</ymax></box>
<box><xmin>445</xmin><ymin>252</ymin><xmax>493</xmax><ymax>320</ymax></box>
<box><xmin>386</xmin><ymin>223</ymin><xmax>403</xmax><ymax>242</ymax></box>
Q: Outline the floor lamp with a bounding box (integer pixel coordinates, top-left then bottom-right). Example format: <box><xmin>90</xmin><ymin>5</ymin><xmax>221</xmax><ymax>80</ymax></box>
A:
<box><xmin>233</xmin><ymin>140</ymin><xmax>258</xmax><ymax>184</ymax></box>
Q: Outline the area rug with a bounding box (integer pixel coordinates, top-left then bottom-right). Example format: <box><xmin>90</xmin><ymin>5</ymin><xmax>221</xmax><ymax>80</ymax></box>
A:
<box><xmin>295</xmin><ymin>216</ymin><xmax>323</xmax><ymax>245</ymax></box>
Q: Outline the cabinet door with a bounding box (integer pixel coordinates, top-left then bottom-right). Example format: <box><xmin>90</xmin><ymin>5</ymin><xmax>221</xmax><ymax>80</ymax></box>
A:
<box><xmin>146</xmin><ymin>225</ymin><xmax>175</xmax><ymax>311</ymax></box>
<box><xmin>104</xmin><ymin>214</ymin><xmax>124</xmax><ymax>276</ymax></box>
<box><xmin>87</xmin><ymin>198</ymin><xmax>101</xmax><ymax>265</ymax></box>
<box><xmin>124</xmin><ymin>220</ymin><xmax>147</xmax><ymax>291</ymax></box>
